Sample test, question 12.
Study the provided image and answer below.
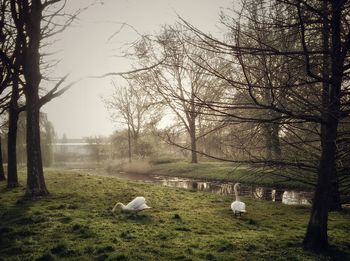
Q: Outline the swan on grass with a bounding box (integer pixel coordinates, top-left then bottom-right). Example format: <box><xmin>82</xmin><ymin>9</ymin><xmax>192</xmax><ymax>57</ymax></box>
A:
<box><xmin>231</xmin><ymin>183</ymin><xmax>246</xmax><ymax>216</ymax></box>
<box><xmin>112</xmin><ymin>196</ymin><xmax>151</xmax><ymax>214</ymax></box>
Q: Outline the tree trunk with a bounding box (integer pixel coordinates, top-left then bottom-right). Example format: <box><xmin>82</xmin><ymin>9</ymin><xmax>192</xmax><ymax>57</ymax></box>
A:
<box><xmin>23</xmin><ymin>1</ymin><xmax>48</xmax><ymax>196</ymax></box>
<box><xmin>329</xmin><ymin>173</ymin><xmax>342</xmax><ymax>212</ymax></box>
<box><xmin>318</xmin><ymin>0</ymin><xmax>341</xmax><ymax>213</ymax></box>
<box><xmin>263</xmin><ymin>122</ymin><xmax>281</xmax><ymax>160</ymax></box>
<box><xmin>190</xmin><ymin>134</ymin><xmax>198</xmax><ymax>163</ymax></box>
<box><xmin>303</xmin><ymin>122</ymin><xmax>337</xmax><ymax>251</ymax></box>
<box><xmin>6</xmin><ymin>0</ymin><xmax>22</xmax><ymax>187</ymax></box>
<box><xmin>189</xmin><ymin>120</ymin><xmax>198</xmax><ymax>163</ymax></box>
<box><xmin>127</xmin><ymin>123</ymin><xmax>132</xmax><ymax>163</ymax></box>
<box><xmin>271</xmin><ymin>123</ymin><xmax>281</xmax><ymax>159</ymax></box>
<box><xmin>133</xmin><ymin>136</ymin><xmax>139</xmax><ymax>158</ymax></box>
<box><xmin>303</xmin><ymin>0</ymin><xmax>342</xmax><ymax>251</ymax></box>
<box><xmin>263</xmin><ymin>124</ymin><xmax>273</xmax><ymax>159</ymax></box>
<box><xmin>26</xmin><ymin>101</ymin><xmax>48</xmax><ymax>196</ymax></box>
<box><xmin>274</xmin><ymin>190</ymin><xmax>284</xmax><ymax>202</ymax></box>
<box><xmin>0</xmin><ymin>137</ymin><xmax>6</xmax><ymax>181</ymax></box>
<box><xmin>7</xmin><ymin>74</ymin><xmax>20</xmax><ymax>188</ymax></box>
<box><xmin>7</xmin><ymin>104</ymin><xmax>19</xmax><ymax>188</ymax></box>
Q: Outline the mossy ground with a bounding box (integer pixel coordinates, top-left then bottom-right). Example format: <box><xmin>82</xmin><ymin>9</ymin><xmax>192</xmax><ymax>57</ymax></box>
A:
<box><xmin>0</xmin><ymin>170</ymin><xmax>349</xmax><ymax>260</ymax></box>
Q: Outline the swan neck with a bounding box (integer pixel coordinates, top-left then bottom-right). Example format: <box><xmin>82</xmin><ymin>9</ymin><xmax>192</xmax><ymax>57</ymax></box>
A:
<box><xmin>112</xmin><ymin>202</ymin><xmax>125</xmax><ymax>212</ymax></box>
<box><xmin>234</xmin><ymin>184</ymin><xmax>240</xmax><ymax>201</ymax></box>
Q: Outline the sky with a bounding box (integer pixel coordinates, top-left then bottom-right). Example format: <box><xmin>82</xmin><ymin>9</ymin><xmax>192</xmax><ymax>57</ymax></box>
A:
<box><xmin>42</xmin><ymin>0</ymin><xmax>233</xmax><ymax>139</ymax></box>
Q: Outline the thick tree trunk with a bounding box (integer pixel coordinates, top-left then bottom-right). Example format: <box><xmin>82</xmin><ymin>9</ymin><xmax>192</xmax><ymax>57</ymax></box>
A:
<box><xmin>303</xmin><ymin>0</ymin><xmax>342</xmax><ymax>251</ymax></box>
<box><xmin>322</xmin><ymin>0</ymin><xmax>342</xmax><ymax>213</ymax></box>
<box><xmin>7</xmin><ymin>74</ymin><xmax>20</xmax><ymax>188</ymax></box>
<box><xmin>23</xmin><ymin>1</ymin><xmax>48</xmax><ymax>196</ymax></box>
<box><xmin>6</xmin><ymin>1</ymin><xmax>22</xmax><ymax>187</ymax></box>
<box><xmin>7</xmin><ymin>105</ymin><xmax>19</xmax><ymax>188</ymax></box>
<box><xmin>303</xmin><ymin>122</ymin><xmax>337</xmax><ymax>251</ymax></box>
<box><xmin>318</xmin><ymin>0</ymin><xmax>341</xmax><ymax>213</ymax></box>
<box><xmin>26</xmin><ymin>102</ymin><xmax>48</xmax><ymax>196</ymax></box>
<box><xmin>0</xmin><ymin>137</ymin><xmax>6</xmax><ymax>181</ymax></box>
<box><xmin>329</xmin><ymin>173</ymin><xmax>342</xmax><ymax>211</ymax></box>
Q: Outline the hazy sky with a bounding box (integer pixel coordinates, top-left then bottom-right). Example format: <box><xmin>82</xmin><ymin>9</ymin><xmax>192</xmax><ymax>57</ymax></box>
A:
<box><xmin>42</xmin><ymin>0</ymin><xmax>233</xmax><ymax>139</ymax></box>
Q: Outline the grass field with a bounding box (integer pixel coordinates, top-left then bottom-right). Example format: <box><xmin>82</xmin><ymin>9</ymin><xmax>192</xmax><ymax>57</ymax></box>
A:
<box><xmin>0</xmin><ymin>170</ymin><xmax>349</xmax><ymax>260</ymax></box>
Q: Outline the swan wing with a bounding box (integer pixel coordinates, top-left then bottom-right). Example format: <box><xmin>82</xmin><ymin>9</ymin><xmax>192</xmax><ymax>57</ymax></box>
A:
<box><xmin>138</xmin><ymin>203</ymin><xmax>151</xmax><ymax>211</ymax></box>
<box><xmin>126</xmin><ymin>196</ymin><xmax>146</xmax><ymax>210</ymax></box>
<box><xmin>239</xmin><ymin>202</ymin><xmax>246</xmax><ymax>212</ymax></box>
<box><xmin>231</xmin><ymin>201</ymin><xmax>246</xmax><ymax>213</ymax></box>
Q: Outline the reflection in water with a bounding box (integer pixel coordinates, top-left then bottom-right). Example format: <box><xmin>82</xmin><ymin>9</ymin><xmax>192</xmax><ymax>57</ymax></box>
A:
<box><xmin>282</xmin><ymin>191</ymin><xmax>311</xmax><ymax>205</ymax></box>
<box><xmin>110</xmin><ymin>171</ymin><xmax>313</xmax><ymax>205</ymax></box>
<box><xmin>156</xmin><ymin>176</ymin><xmax>313</xmax><ymax>205</ymax></box>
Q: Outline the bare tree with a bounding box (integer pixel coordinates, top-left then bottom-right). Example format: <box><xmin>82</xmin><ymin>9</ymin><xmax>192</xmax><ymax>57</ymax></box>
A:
<box><xmin>0</xmin><ymin>0</ymin><xmax>9</xmax><ymax>182</ymax></box>
<box><xmin>0</xmin><ymin>0</ymin><xmax>22</xmax><ymax>186</ymax></box>
<box><xmin>8</xmin><ymin>3</ymin><xmax>24</xmax><ymax>188</ymax></box>
<box><xmin>131</xmin><ymin>26</ymin><xmax>227</xmax><ymax>163</ymax></box>
<box><xmin>8</xmin><ymin>0</ymin><xmax>80</xmax><ymax>195</ymax></box>
<box><xmin>104</xmin><ymin>79</ymin><xmax>160</xmax><ymax>162</ymax></box>
<box><xmin>180</xmin><ymin>0</ymin><xmax>350</xmax><ymax>251</ymax></box>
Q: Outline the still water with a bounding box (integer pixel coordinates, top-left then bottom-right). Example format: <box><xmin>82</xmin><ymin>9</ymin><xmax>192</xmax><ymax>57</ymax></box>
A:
<box><xmin>114</xmin><ymin>172</ymin><xmax>313</xmax><ymax>205</ymax></box>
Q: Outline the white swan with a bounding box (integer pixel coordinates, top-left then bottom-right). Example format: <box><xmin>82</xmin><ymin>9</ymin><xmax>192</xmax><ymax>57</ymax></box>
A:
<box><xmin>112</xmin><ymin>196</ymin><xmax>151</xmax><ymax>213</ymax></box>
<box><xmin>231</xmin><ymin>183</ymin><xmax>246</xmax><ymax>216</ymax></box>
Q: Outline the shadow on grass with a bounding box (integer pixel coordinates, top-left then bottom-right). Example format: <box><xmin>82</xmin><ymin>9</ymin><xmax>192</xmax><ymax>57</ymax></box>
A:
<box><xmin>279</xmin><ymin>239</ymin><xmax>350</xmax><ymax>260</ymax></box>
<box><xmin>319</xmin><ymin>245</ymin><xmax>350</xmax><ymax>260</ymax></box>
<box><xmin>113</xmin><ymin>212</ymin><xmax>154</xmax><ymax>224</ymax></box>
<box><xmin>0</xmin><ymin>188</ymin><xmax>83</xmax><ymax>260</ymax></box>
<box><xmin>0</xmin><ymin>190</ymin><xmax>36</xmax><ymax>258</ymax></box>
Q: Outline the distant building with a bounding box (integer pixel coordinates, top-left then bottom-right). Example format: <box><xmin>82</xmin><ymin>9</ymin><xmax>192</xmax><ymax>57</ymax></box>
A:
<box><xmin>54</xmin><ymin>139</ymin><xmax>91</xmax><ymax>156</ymax></box>
<box><xmin>53</xmin><ymin>138</ymin><xmax>111</xmax><ymax>161</ymax></box>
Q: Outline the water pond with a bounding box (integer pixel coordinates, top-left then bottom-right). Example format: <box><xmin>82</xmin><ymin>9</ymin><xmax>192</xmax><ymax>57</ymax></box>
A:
<box><xmin>113</xmin><ymin>171</ymin><xmax>313</xmax><ymax>205</ymax></box>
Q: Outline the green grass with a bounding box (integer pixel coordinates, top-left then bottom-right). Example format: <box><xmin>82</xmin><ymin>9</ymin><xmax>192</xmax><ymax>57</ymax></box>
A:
<box><xmin>0</xmin><ymin>170</ymin><xmax>349</xmax><ymax>260</ymax></box>
<box><xmin>148</xmin><ymin>161</ymin><xmax>312</xmax><ymax>190</ymax></box>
